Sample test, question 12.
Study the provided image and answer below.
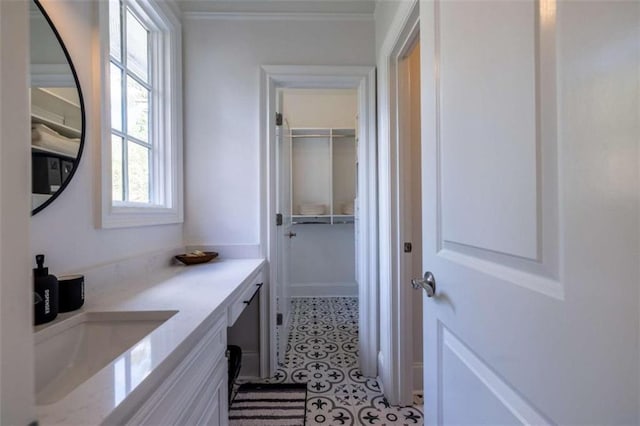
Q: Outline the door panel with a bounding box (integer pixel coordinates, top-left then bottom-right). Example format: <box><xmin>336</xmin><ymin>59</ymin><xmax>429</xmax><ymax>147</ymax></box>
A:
<box><xmin>422</xmin><ymin>1</ymin><xmax>639</xmax><ymax>424</ymax></box>
<box><xmin>437</xmin><ymin>0</ymin><xmax>562</xmax><ymax>300</ymax></box>
<box><xmin>440</xmin><ymin>0</ymin><xmax>538</xmax><ymax>260</ymax></box>
<box><xmin>440</xmin><ymin>326</ymin><xmax>548</xmax><ymax>425</ymax></box>
<box><xmin>443</xmin><ymin>344</ymin><xmax>520</xmax><ymax>426</ymax></box>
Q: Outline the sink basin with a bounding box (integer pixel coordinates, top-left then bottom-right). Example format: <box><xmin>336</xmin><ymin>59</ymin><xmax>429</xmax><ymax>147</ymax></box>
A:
<box><xmin>35</xmin><ymin>310</ymin><xmax>177</xmax><ymax>405</ymax></box>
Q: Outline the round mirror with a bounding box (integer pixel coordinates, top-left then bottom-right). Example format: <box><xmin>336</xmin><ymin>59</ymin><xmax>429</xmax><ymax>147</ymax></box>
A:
<box><xmin>30</xmin><ymin>0</ymin><xmax>85</xmax><ymax>215</ymax></box>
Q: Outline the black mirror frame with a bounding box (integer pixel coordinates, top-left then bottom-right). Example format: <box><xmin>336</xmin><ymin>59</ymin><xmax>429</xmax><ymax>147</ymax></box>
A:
<box><xmin>31</xmin><ymin>0</ymin><xmax>86</xmax><ymax>216</ymax></box>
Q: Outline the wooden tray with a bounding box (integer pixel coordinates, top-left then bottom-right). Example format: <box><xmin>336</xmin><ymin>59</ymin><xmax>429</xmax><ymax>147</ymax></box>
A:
<box><xmin>175</xmin><ymin>251</ymin><xmax>219</xmax><ymax>265</ymax></box>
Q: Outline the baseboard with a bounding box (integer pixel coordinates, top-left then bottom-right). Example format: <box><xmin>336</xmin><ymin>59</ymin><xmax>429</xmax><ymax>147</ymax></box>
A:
<box><xmin>290</xmin><ymin>282</ymin><xmax>358</xmax><ymax>297</ymax></box>
<box><xmin>377</xmin><ymin>351</ymin><xmax>385</xmax><ymax>395</ymax></box>
<box><xmin>238</xmin><ymin>350</ymin><xmax>260</xmax><ymax>378</ymax></box>
<box><xmin>185</xmin><ymin>244</ymin><xmax>261</xmax><ymax>259</ymax></box>
<box><xmin>413</xmin><ymin>362</ymin><xmax>423</xmax><ymax>393</ymax></box>
<box><xmin>376</xmin><ymin>353</ymin><xmax>423</xmax><ymax>403</ymax></box>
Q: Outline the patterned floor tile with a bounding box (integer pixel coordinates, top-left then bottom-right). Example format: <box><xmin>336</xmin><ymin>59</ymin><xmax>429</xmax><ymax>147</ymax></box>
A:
<box><xmin>282</xmin><ymin>297</ymin><xmax>424</xmax><ymax>425</ymax></box>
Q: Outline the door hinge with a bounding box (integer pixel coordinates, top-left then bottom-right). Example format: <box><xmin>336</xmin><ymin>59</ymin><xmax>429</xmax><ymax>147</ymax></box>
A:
<box><xmin>275</xmin><ymin>112</ymin><xmax>283</xmax><ymax>126</ymax></box>
<box><xmin>404</xmin><ymin>242</ymin><xmax>412</xmax><ymax>253</ymax></box>
<box><xmin>276</xmin><ymin>213</ymin><xmax>283</xmax><ymax>226</ymax></box>
<box><xmin>276</xmin><ymin>313</ymin><xmax>283</xmax><ymax>326</ymax></box>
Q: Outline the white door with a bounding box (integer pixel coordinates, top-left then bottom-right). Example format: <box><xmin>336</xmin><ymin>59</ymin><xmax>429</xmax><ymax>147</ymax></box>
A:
<box><xmin>420</xmin><ymin>1</ymin><xmax>639</xmax><ymax>424</ymax></box>
<box><xmin>275</xmin><ymin>113</ymin><xmax>292</xmax><ymax>365</ymax></box>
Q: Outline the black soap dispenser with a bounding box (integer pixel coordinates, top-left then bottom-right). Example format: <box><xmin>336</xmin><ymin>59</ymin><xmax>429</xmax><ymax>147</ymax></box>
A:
<box><xmin>33</xmin><ymin>254</ymin><xmax>58</xmax><ymax>325</ymax></box>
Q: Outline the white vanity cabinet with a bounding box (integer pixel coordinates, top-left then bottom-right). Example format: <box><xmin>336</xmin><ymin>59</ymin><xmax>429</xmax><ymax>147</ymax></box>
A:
<box><xmin>121</xmin><ymin>266</ymin><xmax>265</xmax><ymax>426</ymax></box>
<box><xmin>35</xmin><ymin>259</ymin><xmax>267</xmax><ymax>426</ymax></box>
<box><xmin>125</xmin><ymin>314</ymin><xmax>229</xmax><ymax>426</ymax></box>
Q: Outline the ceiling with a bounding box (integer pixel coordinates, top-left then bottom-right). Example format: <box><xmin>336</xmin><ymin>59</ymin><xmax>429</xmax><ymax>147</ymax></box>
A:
<box><xmin>178</xmin><ymin>0</ymin><xmax>377</xmax><ymax>15</ymax></box>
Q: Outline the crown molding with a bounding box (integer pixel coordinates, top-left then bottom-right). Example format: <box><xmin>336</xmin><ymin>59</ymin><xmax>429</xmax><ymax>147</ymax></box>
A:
<box><xmin>182</xmin><ymin>11</ymin><xmax>374</xmax><ymax>21</ymax></box>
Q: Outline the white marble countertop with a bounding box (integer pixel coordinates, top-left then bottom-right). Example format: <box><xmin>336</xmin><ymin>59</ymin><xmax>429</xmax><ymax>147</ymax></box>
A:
<box><xmin>35</xmin><ymin>258</ymin><xmax>265</xmax><ymax>426</ymax></box>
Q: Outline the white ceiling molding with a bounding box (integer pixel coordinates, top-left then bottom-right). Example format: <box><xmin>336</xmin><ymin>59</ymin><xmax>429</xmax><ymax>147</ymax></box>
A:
<box><xmin>182</xmin><ymin>11</ymin><xmax>373</xmax><ymax>21</ymax></box>
<box><xmin>178</xmin><ymin>0</ymin><xmax>376</xmax><ymax>16</ymax></box>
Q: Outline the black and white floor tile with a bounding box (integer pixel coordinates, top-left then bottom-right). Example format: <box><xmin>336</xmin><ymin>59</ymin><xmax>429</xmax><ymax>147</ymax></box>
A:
<box><xmin>269</xmin><ymin>297</ymin><xmax>424</xmax><ymax>426</ymax></box>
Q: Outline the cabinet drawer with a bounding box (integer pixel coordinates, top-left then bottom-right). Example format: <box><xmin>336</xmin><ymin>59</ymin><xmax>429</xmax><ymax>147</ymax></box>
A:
<box><xmin>227</xmin><ymin>272</ymin><xmax>263</xmax><ymax>327</ymax></box>
<box><xmin>126</xmin><ymin>315</ymin><xmax>227</xmax><ymax>426</ymax></box>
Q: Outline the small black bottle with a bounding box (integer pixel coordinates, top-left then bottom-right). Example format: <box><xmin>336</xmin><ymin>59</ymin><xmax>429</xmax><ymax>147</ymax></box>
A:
<box><xmin>33</xmin><ymin>254</ymin><xmax>58</xmax><ymax>325</ymax></box>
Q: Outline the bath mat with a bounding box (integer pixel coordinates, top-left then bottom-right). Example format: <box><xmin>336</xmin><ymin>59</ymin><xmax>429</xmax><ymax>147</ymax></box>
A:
<box><xmin>229</xmin><ymin>383</ymin><xmax>307</xmax><ymax>426</ymax></box>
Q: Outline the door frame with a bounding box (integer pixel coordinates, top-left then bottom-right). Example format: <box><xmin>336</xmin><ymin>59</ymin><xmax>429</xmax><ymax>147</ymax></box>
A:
<box><xmin>259</xmin><ymin>65</ymin><xmax>378</xmax><ymax>377</ymax></box>
<box><xmin>377</xmin><ymin>0</ymin><xmax>421</xmax><ymax>405</ymax></box>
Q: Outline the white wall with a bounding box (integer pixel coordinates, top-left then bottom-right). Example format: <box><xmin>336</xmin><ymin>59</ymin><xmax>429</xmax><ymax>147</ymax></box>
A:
<box><xmin>30</xmin><ymin>0</ymin><xmax>183</xmax><ymax>277</ymax></box>
<box><xmin>374</xmin><ymin>0</ymin><xmax>404</xmax><ymax>57</ymax></box>
<box><xmin>289</xmin><ymin>224</ymin><xmax>356</xmax><ymax>296</ymax></box>
<box><xmin>182</xmin><ymin>16</ymin><xmax>375</xmax><ymax>248</ymax></box>
<box><xmin>283</xmin><ymin>88</ymin><xmax>357</xmax><ymax>128</ymax></box>
<box><xmin>0</xmin><ymin>0</ymin><xmax>35</xmax><ymax>423</ymax></box>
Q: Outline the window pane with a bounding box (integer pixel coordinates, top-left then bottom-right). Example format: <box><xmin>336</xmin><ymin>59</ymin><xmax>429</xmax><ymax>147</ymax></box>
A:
<box><xmin>126</xmin><ymin>10</ymin><xmax>149</xmax><ymax>82</ymax></box>
<box><xmin>112</xmin><ymin>135</ymin><xmax>123</xmax><ymax>202</ymax></box>
<box><xmin>110</xmin><ymin>63</ymin><xmax>122</xmax><ymax>132</ymax></box>
<box><xmin>127</xmin><ymin>141</ymin><xmax>149</xmax><ymax>203</ymax></box>
<box><xmin>109</xmin><ymin>0</ymin><xmax>121</xmax><ymax>60</ymax></box>
<box><xmin>126</xmin><ymin>76</ymin><xmax>149</xmax><ymax>142</ymax></box>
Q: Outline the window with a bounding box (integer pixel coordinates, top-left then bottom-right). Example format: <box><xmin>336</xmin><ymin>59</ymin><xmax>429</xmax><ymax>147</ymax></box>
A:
<box><xmin>109</xmin><ymin>2</ymin><xmax>152</xmax><ymax>203</ymax></box>
<box><xmin>100</xmin><ymin>0</ymin><xmax>183</xmax><ymax>228</ymax></box>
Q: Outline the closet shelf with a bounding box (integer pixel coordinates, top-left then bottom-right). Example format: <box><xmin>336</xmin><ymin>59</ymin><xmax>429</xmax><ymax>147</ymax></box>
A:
<box><xmin>31</xmin><ymin>87</ymin><xmax>82</xmax><ymax>139</ymax></box>
<box><xmin>292</xmin><ymin>214</ymin><xmax>354</xmax><ymax>225</ymax></box>
<box><xmin>31</xmin><ymin>144</ymin><xmax>76</xmax><ymax>159</ymax></box>
<box><xmin>291</xmin><ymin>134</ymin><xmax>355</xmax><ymax>138</ymax></box>
<box><xmin>32</xmin><ymin>113</ymin><xmax>81</xmax><ymax>139</ymax></box>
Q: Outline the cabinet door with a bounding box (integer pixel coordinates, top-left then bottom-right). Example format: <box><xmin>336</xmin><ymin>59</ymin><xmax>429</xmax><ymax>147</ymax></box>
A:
<box><xmin>125</xmin><ymin>316</ymin><xmax>227</xmax><ymax>426</ymax></box>
<box><xmin>183</xmin><ymin>356</ymin><xmax>228</xmax><ymax>426</ymax></box>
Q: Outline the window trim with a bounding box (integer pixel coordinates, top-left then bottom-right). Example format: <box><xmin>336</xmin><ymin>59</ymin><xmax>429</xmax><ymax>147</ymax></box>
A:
<box><xmin>99</xmin><ymin>0</ymin><xmax>183</xmax><ymax>228</ymax></box>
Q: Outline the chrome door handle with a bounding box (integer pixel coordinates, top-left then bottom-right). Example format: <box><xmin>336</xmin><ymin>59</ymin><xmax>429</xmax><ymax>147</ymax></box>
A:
<box><xmin>286</xmin><ymin>232</ymin><xmax>297</xmax><ymax>238</ymax></box>
<box><xmin>411</xmin><ymin>271</ymin><xmax>436</xmax><ymax>297</ymax></box>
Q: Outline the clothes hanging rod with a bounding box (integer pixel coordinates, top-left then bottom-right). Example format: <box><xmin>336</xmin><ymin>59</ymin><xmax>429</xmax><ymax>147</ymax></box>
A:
<box><xmin>290</xmin><ymin>134</ymin><xmax>355</xmax><ymax>138</ymax></box>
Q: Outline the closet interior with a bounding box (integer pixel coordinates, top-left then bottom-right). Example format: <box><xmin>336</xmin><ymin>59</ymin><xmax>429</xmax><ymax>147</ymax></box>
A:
<box><xmin>282</xmin><ymin>89</ymin><xmax>358</xmax><ymax>298</ymax></box>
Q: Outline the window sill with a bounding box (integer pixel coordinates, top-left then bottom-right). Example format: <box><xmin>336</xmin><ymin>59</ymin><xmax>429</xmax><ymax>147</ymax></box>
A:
<box><xmin>100</xmin><ymin>205</ymin><xmax>183</xmax><ymax>228</ymax></box>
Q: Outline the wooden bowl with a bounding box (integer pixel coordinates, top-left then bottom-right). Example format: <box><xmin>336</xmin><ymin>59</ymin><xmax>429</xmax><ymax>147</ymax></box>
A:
<box><xmin>175</xmin><ymin>251</ymin><xmax>219</xmax><ymax>265</ymax></box>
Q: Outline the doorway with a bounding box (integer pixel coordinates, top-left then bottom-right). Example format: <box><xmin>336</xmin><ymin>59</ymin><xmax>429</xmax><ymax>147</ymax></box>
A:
<box><xmin>377</xmin><ymin>1</ymin><xmax>422</xmax><ymax>406</ymax></box>
<box><xmin>259</xmin><ymin>66</ymin><xmax>377</xmax><ymax>378</ymax></box>
<box><xmin>281</xmin><ymin>88</ymin><xmax>358</xmax><ymax>299</ymax></box>
<box><xmin>399</xmin><ymin>37</ymin><xmax>424</xmax><ymax>403</ymax></box>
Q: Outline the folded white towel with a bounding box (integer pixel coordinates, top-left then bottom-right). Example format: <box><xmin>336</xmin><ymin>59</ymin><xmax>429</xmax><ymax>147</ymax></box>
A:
<box><xmin>299</xmin><ymin>203</ymin><xmax>326</xmax><ymax>215</ymax></box>
<box><xmin>342</xmin><ymin>202</ymin><xmax>354</xmax><ymax>215</ymax></box>
<box><xmin>32</xmin><ymin>123</ymin><xmax>80</xmax><ymax>157</ymax></box>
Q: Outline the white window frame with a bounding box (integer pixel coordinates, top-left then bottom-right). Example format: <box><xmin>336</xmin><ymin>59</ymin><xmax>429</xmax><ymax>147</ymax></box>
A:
<box><xmin>99</xmin><ymin>0</ymin><xmax>183</xmax><ymax>228</ymax></box>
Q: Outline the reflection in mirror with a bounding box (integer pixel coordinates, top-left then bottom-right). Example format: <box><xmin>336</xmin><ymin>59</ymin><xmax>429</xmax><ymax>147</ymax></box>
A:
<box><xmin>30</xmin><ymin>0</ymin><xmax>85</xmax><ymax>215</ymax></box>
